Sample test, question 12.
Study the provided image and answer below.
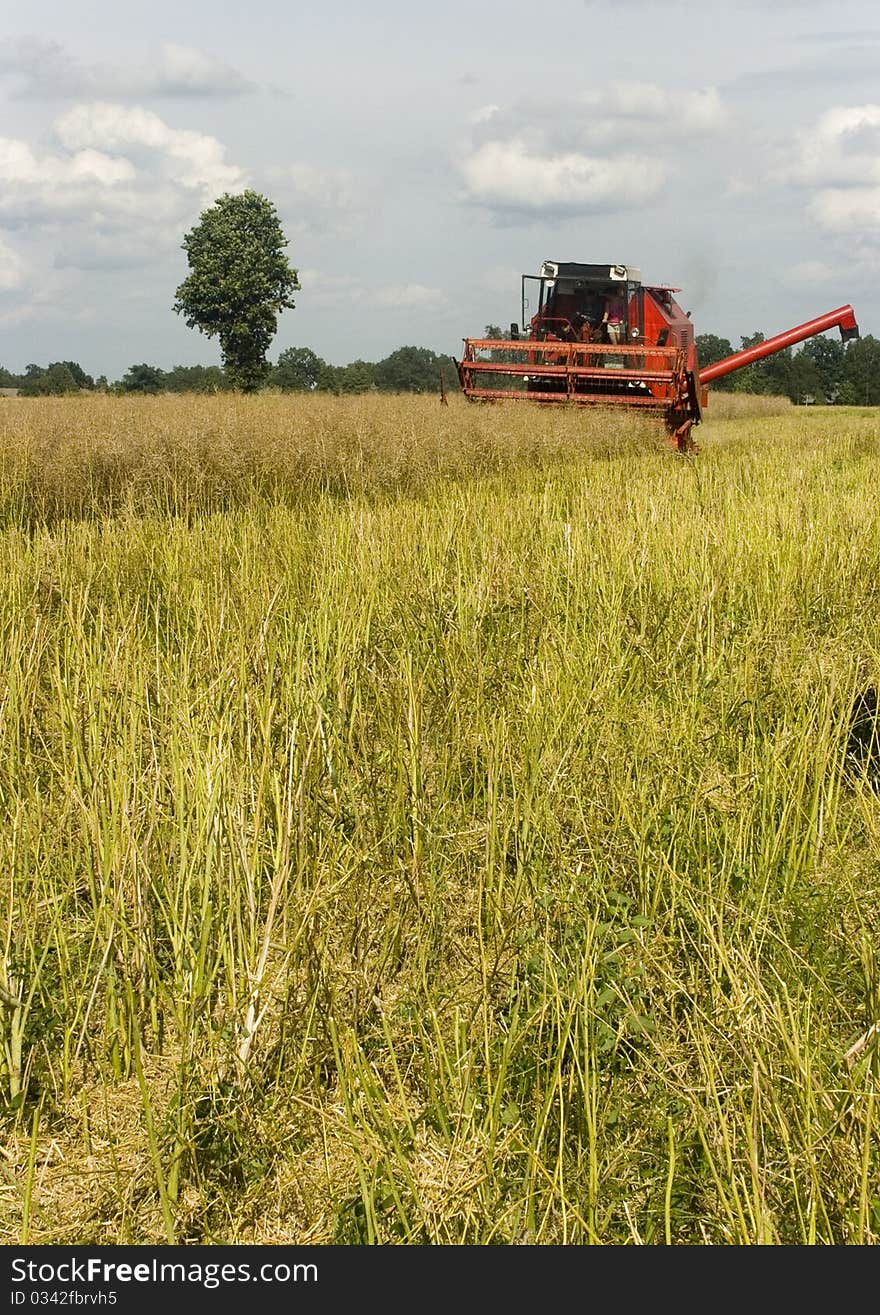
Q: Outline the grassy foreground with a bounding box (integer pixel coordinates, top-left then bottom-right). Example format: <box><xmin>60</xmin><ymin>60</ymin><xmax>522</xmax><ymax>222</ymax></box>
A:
<box><xmin>0</xmin><ymin>392</ymin><xmax>878</xmax><ymax>1244</ymax></box>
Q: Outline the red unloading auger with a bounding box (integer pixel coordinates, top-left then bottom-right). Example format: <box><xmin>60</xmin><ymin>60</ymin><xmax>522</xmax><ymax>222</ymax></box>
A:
<box><xmin>699</xmin><ymin>306</ymin><xmax>860</xmax><ymax>384</ymax></box>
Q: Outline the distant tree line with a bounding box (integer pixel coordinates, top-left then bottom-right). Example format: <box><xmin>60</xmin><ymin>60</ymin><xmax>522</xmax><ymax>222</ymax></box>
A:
<box><xmin>2</xmin><ymin>334</ymin><xmax>877</xmax><ymax>403</ymax></box>
<box><xmin>0</xmin><ymin>361</ymin><xmax>106</xmax><ymax>395</ymax></box>
<box><xmin>271</xmin><ymin>346</ymin><xmax>460</xmax><ymax>395</ymax></box>
<box><xmin>0</xmin><ymin>346</ymin><xmax>461</xmax><ymax>397</ymax></box>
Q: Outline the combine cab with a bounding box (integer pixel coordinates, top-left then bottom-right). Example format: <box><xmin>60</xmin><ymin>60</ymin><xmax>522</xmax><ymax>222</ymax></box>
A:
<box><xmin>457</xmin><ymin>261</ymin><xmax>859</xmax><ymax>451</ymax></box>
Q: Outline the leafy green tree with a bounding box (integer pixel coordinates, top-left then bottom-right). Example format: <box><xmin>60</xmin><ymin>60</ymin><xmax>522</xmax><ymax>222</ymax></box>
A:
<box><xmin>788</xmin><ymin>350</ymin><xmax>824</xmax><ymax>405</ymax></box>
<box><xmin>840</xmin><ymin>335</ymin><xmax>880</xmax><ymax>406</ymax></box>
<box><xmin>333</xmin><ymin>360</ymin><xmax>376</xmax><ymax>394</ymax></box>
<box><xmin>174</xmin><ymin>190</ymin><xmax>300</xmax><ymax>393</ymax></box>
<box><xmin>695</xmin><ymin>333</ymin><xmax>734</xmax><ymax>367</ymax></box>
<box><xmin>120</xmin><ymin>363</ymin><xmax>166</xmax><ymax>394</ymax></box>
<box><xmin>19</xmin><ymin>365</ymin><xmax>47</xmax><ymax>396</ymax></box>
<box><xmin>727</xmin><ymin>332</ymin><xmax>769</xmax><ymax>394</ymax></box>
<box><xmin>48</xmin><ymin>363</ymin><xmax>80</xmax><ymax>394</ymax></box>
<box><xmin>761</xmin><ymin>345</ymin><xmax>793</xmax><ymax>398</ymax></box>
<box><xmin>274</xmin><ymin>346</ymin><xmax>329</xmax><ymax>392</ymax></box>
<box><xmin>373</xmin><ymin>346</ymin><xmax>447</xmax><ymax>393</ymax></box>
<box><xmin>0</xmin><ymin>365</ymin><xmax>21</xmax><ymax>388</ymax></box>
<box><xmin>718</xmin><ymin>332</ymin><xmax>792</xmax><ymax>397</ymax></box>
<box><xmin>55</xmin><ymin>361</ymin><xmax>94</xmax><ymax>389</ymax></box>
<box><xmin>163</xmin><ymin>364</ymin><xmax>231</xmax><ymax>393</ymax></box>
<box><xmin>441</xmin><ymin>356</ymin><xmax>461</xmax><ymax>394</ymax></box>
<box><xmin>798</xmin><ymin>336</ymin><xmax>845</xmax><ymax>403</ymax></box>
<box><xmin>482</xmin><ymin>324</ymin><xmax>519</xmax><ymax>366</ymax></box>
<box><xmin>695</xmin><ymin>333</ymin><xmax>736</xmax><ymax>390</ymax></box>
<box><xmin>19</xmin><ymin>363</ymin><xmax>80</xmax><ymax>396</ymax></box>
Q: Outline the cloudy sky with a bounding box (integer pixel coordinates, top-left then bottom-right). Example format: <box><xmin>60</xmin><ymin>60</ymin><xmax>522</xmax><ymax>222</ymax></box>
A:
<box><xmin>1</xmin><ymin>0</ymin><xmax>879</xmax><ymax>378</ymax></box>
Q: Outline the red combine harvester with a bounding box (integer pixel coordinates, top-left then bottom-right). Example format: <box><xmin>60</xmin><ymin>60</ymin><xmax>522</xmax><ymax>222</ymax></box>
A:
<box><xmin>456</xmin><ymin>261</ymin><xmax>860</xmax><ymax>451</ymax></box>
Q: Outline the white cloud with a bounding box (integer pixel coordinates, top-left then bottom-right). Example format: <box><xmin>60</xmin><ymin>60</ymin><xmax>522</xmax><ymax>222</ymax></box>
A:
<box><xmin>0</xmin><ymin>104</ymin><xmax>246</xmax><ymax>287</ymax></box>
<box><xmin>0</xmin><ymin>135</ymin><xmax>139</xmax><ymax>225</ymax></box>
<box><xmin>0</xmin><ymin>37</ymin><xmax>252</xmax><ymax>100</ymax></box>
<box><xmin>780</xmin><ymin>104</ymin><xmax>880</xmax><ymax>241</ymax></box>
<box><xmin>0</xmin><ymin>264</ymin><xmax>83</xmax><ymax>328</ymax></box>
<box><xmin>477</xmin><ymin>264</ymin><xmax>522</xmax><ymax>295</ymax></box>
<box><xmin>268</xmin><ymin>163</ymin><xmax>370</xmax><ymax>236</ymax></box>
<box><xmin>54</xmin><ymin>103</ymin><xmax>245</xmax><ymax>197</ymax></box>
<box><xmin>578</xmin><ymin>83</ymin><xmax>724</xmax><ymax>140</ymax></box>
<box><xmin>784</xmin><ymin>259</ymin><xmax>837</xmax><ymax>284</ymax></box>
<box><xmin>52</xmin><ymin>233</ymin><xmax>168</xmax><ymax>272</ymax></box>
<box><xmin>459</xmin><ymin>82</ymin><xmax>722</xmax><ymax>217</ymax></box>
<box><xmin>298</xmin><ymin>270</ymin><xmax>447</xmax><ymax>312</ymax></box>
<box><xmin>460</xmin><ymin>139</ymin><xmax>666</xmax><ymax>214</ymax></box>
<box><xmin>469</xmin><ymin>104</ymin><xmax>500</xmax><ymax>125</ymax></box>
<box><xmin>809</xmin><ymin>186</ymin><xmax>880</xmax><ymax>232</ymax></box>
<box><xmin>297</xmin><ymin>270</ymin><xmax>363</xmax><ymax>307</ymax></box>
<box><xmin>784</xmin><ymin>104</ymin><xmax>880</xmax><ymax>187</ymax></box>
<box><xmin>468</xmin><ymin>84</ymin><xmax>723</xmax><ymax>153</ymax></box>
<box><xmin>157</xmin><ymin>43</ymin><xmax>253</xmax><ymax>97</ymax></box>
<box><xmin>0</xmin><ymin>136</ymin><xmax>134</xmax><ymax>189</ymax></box>
<box><xmin>0</xmin><ymin>105</ymin><xmax>243</xmax><ymax>248</ymax></box>
<box><xmin>0</xmin><ymin>237</ymin><xmax>26</xmax><ymax>292</ymax></box>
<box><xmin>375</xmin><ymin>283</ymin><xmax>447</xmax><ymax>310</ymax></box>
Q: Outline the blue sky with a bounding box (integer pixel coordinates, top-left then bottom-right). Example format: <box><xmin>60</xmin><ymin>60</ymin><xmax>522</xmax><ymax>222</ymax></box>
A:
<box><xmin>1</xmin><ymin>0</ymin><xmax>879</xmax><ymax>377</ymax></box>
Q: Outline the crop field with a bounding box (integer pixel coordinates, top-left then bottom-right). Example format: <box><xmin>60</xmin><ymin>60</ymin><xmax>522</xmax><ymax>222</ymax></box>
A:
<box><xmin>0</xmin><ymin>391</ymin><xmax>878</xmax><ymax>1244</ymax></box>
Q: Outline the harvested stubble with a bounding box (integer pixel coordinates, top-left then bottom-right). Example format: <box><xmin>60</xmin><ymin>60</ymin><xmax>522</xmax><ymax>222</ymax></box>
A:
<box><xmin>0</xmin><ymin>393</ymin><xmax>878</xmax><ymax>1244</ymax></box>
